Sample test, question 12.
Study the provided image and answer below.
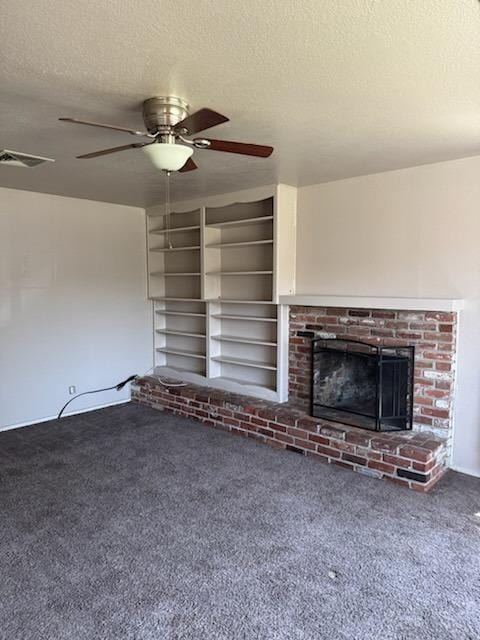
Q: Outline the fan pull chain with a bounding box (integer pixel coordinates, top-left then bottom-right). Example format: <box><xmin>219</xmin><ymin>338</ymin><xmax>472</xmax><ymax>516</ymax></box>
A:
<box><xmin>164</xmin><ymin>170</ymin><xmax>172</xmax><ymax>249</ymax></box>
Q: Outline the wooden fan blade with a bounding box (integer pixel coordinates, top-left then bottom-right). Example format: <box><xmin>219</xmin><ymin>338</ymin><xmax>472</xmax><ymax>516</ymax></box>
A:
<box><xmin>59</xmin><ymin>117</ymin><xmax>149</xmax><ymax>137</ymax></box>
<box><xmin>202</xmin><ymin>139</ymin><xmax>273</xmax><ymax>157</ymax></box>
<box><xmin>178</xmin><ymin>157</ymin><xmax>198</xmax><ymax>172</ymax></box>
<box><xmin>175</xmin><ymin>109</ymin><xmax>229</xmax><ymax>135</ymax></box>
<box><xmin>77</xmin><ymin>142</ymin><xmax>148</xmax><ymax>159</ymax></box>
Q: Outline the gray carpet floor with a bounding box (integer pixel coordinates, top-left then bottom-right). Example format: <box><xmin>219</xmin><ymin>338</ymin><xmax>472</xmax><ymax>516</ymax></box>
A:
<box><xmin>0</xmin><ymin>403</ymin><xmax>479</xmax><ymax>640</ymax></box>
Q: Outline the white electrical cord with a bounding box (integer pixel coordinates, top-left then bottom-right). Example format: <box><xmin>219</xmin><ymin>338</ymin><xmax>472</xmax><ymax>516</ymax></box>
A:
<box><xmin>139</xmin><ymin>365</ymin><xmax>188</xmax><ymax>387</ymax></box>
<box><xmin>155</xmin><ymin>376</ymin><xmax>187</xmax><ymax>387</ymax></box>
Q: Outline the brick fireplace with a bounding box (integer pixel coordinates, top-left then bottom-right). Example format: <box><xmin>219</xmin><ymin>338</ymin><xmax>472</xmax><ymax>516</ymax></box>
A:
<box><xmin>289</xmin><ymin>306</ymin><xmax>457</xmax><ymax>452</ymax></box>
<box><xmin>132</xmin><ymin>303</ymin><xmax>458</xmax><ymax>492</ymax></box>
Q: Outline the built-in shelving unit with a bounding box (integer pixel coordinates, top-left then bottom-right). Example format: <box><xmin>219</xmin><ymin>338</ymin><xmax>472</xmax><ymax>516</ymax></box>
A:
<box><xmin>146</xmin><ymin>184</ymin><xmax>296</xmax><ymax>401</ymax></box>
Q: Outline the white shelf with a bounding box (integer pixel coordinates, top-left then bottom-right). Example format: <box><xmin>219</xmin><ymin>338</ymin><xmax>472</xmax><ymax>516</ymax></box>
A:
<box><xmin>207</xmin><ymin>299</ymin><xmax>275</xmax><ymax>305</ymax></box>
<box><xmin>155</xmin><ymin>365</ymin><xmax>204</xmax><ymax>377</ymax></box>
<box><xmin>156</xmin><ymin>329</ymin><xmax>206</xmax><ymax>339</ymax></box>
<box><xmin>156</xmin><ymin>347</ymin><xmax>206</xmax><ymax>359</ymax></box>
<box><xmin>206</xmin><ymin>270</ymin><xmax>273</xmax><ymax>276</ymax></box>
<box><xmin>152</xmin><ymin>297</ymin><xmax>202</xmax><ymax>302</ymax></box>
<box><xmin>212</xmin><ymin>355</ymin><xmax>277</xmax><ymax>371</ymax></box>
<box><xmin>150</xmin><ymin>272</ymin><xmax>201</xmax><ymax>277</ymax></box>
<box><xmin>156</xmin><ymin>311</ymin><xmax>206</xmax><ymax>318</ymax></box>
<box><xmin>206</xmin><ymin>239</ymin><xmax>273</xmax><ymax>249</ymax></box>
<box><xmin>151</xmin><ymin>225</ymin><xmax>200</xmax><ymax>235</ymax></box>
<box><xmin>212</xmin><ymin>376</ymin><xmax>275</xmax><ymax>392</ymax></box>
<box><xmin>212</xmin><ymin>334</ymin><xmax>276</xmax><ymax>347</ymax></box>
<box><xmin>212</xmin><ymin>314</ymin><xmax>277</xmax><ymax>323</ymax></box>
<box><xmin>206</xmin><ymin>216</ymin><xmax>273</xmax><ymax>229</ymax></box>
<box><xmin>150</xmin><ymin>246</ymin><xmax>201</xmax><ymax>253</ymax></box>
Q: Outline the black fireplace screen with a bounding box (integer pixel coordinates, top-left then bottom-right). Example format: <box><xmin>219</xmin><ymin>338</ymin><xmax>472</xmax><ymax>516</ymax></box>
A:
<box><xmin>311</xmin><ymin>338</ymin><xmax>414</xmax><ymax>432</ymax></box>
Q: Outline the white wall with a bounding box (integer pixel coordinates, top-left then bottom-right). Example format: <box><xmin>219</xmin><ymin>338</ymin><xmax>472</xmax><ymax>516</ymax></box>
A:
<box><xmin>0</xmin><ymin>187</ymin><xmax>152</xmax><ymax>428</ymax></box>
<box><xmin>295</xmin><ymin>155</ymin><xmax>480</xmax><ymax>477</ymax></box>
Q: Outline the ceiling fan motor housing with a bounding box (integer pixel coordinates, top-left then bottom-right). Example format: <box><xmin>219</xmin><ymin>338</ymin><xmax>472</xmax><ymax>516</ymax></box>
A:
<box><xmin>142</xmin><ymin>96</ymin><xmax>189</xmax><ymax>134</ymax></box>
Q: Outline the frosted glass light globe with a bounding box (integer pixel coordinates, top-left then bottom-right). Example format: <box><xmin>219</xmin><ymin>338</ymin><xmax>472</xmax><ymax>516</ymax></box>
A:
<box><xmin>143</xmin><ymin>143</ymin><xmax>193</xmax><ymax>171</ymax></box>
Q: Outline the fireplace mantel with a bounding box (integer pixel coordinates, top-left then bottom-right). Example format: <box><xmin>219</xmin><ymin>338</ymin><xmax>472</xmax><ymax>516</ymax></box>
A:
<box><xmin>279</xmin><ymin>295</ymin><xmax>464</xmax><ymax>312</ymax></box>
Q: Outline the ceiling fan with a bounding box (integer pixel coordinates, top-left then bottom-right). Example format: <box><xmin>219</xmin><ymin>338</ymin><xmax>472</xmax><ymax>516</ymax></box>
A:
<box><xmin>59</xmin><ymin>96</ymin><xmax>273</xmax><ymax>172</ymax></box>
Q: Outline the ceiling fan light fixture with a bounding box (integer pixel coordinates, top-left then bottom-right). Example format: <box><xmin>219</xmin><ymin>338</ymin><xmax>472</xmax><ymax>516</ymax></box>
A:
<box><xmin>142</xmin><ymin>142</ymin><xmax>193</xmax><ymax>171</ymax></box>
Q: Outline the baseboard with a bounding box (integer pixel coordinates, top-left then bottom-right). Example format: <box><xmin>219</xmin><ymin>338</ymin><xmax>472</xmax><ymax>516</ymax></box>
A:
<box><xmin>0</xmin><ymin>398</ymin><xmax>131</xmax><ymax>433</ymax></box>
<box><xmin>450</xmin><ymin>465</ymin><xmax>480</xmax><ymax>479</ymax></box>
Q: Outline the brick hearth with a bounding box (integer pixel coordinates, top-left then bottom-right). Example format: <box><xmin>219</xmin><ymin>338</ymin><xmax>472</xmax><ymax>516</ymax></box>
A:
<box><xmin>132</xmin><ymin>376</ymin><xmax>448</xmax><ymax>492</ymax></box>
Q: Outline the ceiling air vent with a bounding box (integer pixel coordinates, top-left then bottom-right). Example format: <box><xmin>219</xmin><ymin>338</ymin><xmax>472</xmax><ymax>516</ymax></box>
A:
<box><xmin>0</xmin><ymin>149</ymin><xmax>55</xmax><ymax>168</ymax></box>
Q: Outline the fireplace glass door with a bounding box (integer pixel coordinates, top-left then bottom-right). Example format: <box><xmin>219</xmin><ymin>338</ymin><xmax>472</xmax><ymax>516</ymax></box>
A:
<box><xmin>311</xmin><ymin>339</ymin><xmax>414</xmax><ymax>432</ymax></box>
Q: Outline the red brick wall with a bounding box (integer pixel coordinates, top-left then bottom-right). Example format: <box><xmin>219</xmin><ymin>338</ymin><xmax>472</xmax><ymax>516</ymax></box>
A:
<box><xmin>289</xmin><ymin>306</ymin><xmax>457</xmax><ymax>448</ymax></box>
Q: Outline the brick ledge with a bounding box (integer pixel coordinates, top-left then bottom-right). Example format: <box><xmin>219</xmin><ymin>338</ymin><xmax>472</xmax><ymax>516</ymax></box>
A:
<box><xmin>132</xmin><ymin>376</ymin><xmax>448</xmax><ymax>492</ymax></box>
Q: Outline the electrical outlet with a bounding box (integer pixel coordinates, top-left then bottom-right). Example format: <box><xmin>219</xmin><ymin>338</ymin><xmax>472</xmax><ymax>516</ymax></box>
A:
<box><xmin>68</xmin><ymin>386</ymin><xmax>76</xmax><ymax>395</ymax></box>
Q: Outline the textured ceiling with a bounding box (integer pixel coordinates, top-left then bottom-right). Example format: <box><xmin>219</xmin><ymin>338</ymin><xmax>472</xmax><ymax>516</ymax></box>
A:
<box><xmin>0</xmin><ymin>0</ymin><xmax>479</xmax><ymax>207</ymax></box>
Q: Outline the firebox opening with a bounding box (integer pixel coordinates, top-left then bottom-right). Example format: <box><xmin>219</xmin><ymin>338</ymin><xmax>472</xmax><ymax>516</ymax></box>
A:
<box><xmin>311</xmin><ymin>338</ymin><xmax>414</xmax><ymax>432</ymax></box>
